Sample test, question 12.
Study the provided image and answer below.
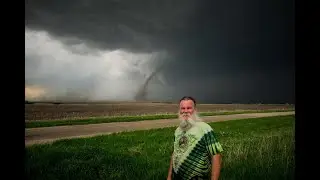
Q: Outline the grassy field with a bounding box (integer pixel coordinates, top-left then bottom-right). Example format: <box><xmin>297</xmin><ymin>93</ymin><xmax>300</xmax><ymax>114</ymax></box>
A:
<box><xmin>25</xmin><ymin>115</ymin><xmax>295</xmax><ymax>180</ymax></box>
<box><xmin>25</xmin><ymin>102</ymin><xmax>294</xmax><ymax>121</ymax></box>
<box><xmin>25</xmin><ymin>109</ymin><xmax>294</xmax><ymax>128</ymax></box>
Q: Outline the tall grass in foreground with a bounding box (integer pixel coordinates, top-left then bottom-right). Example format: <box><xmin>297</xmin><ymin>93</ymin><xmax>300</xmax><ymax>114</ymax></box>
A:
<box><xmin>25</xmin><ymin>115</ymin><xmax>295</xmax><ymax>180</ymax></box>
<box><xmin>222</xmin><ymin>132</ymin><xmax>294</xmax><ymax>179</ymax></box>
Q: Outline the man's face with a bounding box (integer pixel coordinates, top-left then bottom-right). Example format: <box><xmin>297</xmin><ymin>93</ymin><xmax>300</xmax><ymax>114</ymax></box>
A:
<box><xmin>179</xmin><ymin>100</ymin><xmax>195</xmax><ymax>120</ymax></box>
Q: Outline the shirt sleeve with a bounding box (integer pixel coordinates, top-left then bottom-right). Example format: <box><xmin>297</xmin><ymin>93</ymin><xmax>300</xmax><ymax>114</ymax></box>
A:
<box><xmin>204</xmin><ymin>129</ymin><xmax>224</xmax><ymax>156</ymax></box>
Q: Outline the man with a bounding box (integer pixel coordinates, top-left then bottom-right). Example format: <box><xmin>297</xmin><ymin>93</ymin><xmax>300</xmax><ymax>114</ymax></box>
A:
<box><xmin>167</xmin><ymin>96</ymin><xmax>223</xmax><ymax>180</ymax></box>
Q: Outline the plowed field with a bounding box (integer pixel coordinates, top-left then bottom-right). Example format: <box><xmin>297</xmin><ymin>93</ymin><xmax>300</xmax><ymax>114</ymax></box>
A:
<box><xmin>25</xmin><ymin>102</ymin><xmax>294</xmax><ymax>121</ymax></box>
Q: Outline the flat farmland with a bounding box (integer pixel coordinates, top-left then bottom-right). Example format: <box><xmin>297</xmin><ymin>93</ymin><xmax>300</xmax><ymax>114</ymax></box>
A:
<box><xmin>25</xmin><ymin>102</ymin><xmax>294</xmax><ymax>121</ymax></box>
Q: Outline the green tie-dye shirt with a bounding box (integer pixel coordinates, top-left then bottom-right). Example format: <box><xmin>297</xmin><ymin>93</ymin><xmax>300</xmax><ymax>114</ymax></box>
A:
<box><xmin>172</xmin><ymin>122</ymin><xmax>223</xmax><ymax>180</ymax></box>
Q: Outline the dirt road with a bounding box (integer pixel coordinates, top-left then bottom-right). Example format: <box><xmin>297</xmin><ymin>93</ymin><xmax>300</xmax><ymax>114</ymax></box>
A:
<box><xmin>25</xmin><ymin>111</ymin><xmax>294</xmax><ymax>146</ymax></box>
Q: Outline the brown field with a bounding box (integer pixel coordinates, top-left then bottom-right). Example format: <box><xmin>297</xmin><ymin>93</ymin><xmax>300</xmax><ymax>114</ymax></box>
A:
<box><xmin>25</xmin><ymin>102</ymin><xmax>294</xmax><ymax>121</ymax></box>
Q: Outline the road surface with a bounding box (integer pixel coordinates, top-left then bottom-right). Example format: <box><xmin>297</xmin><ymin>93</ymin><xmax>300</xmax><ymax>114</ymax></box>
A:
<box><xmin>25</xmin><ymin>111</ymin><xmax>294</xmax><ymax>146</ymax></box>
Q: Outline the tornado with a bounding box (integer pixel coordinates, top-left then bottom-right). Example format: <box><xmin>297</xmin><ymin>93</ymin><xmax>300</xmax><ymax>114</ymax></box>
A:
<box><xmin>134</xmin><ymin>63</ymin><xmax>165</xmax><ymax>101</ymax></box>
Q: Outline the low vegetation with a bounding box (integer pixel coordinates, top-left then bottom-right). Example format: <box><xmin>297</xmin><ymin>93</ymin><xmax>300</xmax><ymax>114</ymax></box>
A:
<box><xmin>25</xmin><ymin>115</ymin><xmax>295</xmax><ymax>180</ymax></box>
<box><xmin>25</xmin><ymin>109</ymin><xmax>294</xmax><ymax>128</ymax></box>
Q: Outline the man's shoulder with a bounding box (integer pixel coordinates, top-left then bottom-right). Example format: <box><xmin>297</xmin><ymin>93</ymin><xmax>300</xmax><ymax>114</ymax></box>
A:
<box><xmin>196</xmin><ymin>121</ymin><xmax>213</xmax><ymax>131</ymax></box>
<box><xmin>174</xmin><ymin>127</ymin><xmax>182</xmax><ymax>135</ymax></box>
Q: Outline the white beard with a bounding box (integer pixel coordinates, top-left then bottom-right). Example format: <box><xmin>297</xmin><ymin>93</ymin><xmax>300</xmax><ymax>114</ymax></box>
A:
<box><xmin>179</xmin><ymin>112</ymin><xmax>202</xmax><ymax>132</ymax></box>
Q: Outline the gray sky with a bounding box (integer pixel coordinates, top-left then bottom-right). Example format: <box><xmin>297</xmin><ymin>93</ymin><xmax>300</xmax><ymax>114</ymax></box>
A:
<box><xmin>25</xmin><ymin>0</ymin><xmax>294</xmax><ymax>103</ymax></box>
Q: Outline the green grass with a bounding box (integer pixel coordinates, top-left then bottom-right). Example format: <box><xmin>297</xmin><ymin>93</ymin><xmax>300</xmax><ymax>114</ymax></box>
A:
<box><xmin>25</xmin><ymin>108</ymin><xmax>294</xmax><ymax>128</ymax></box>
<box><xmin>25</xmin><ymin>115</ymin><xmax>295</xmax><ymax>180</ymax></box>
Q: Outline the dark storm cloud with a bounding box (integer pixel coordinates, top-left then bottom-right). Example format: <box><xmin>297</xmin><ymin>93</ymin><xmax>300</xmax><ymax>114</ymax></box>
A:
<box><xmin>25</xmin><ymin>0</ymin><xmax>294</xmax><ymax>103</ymax></box>
<box><xmin>25</xmin><ymin>0</ymin><xmax>198</xmax><ymax>53</ymax></box>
